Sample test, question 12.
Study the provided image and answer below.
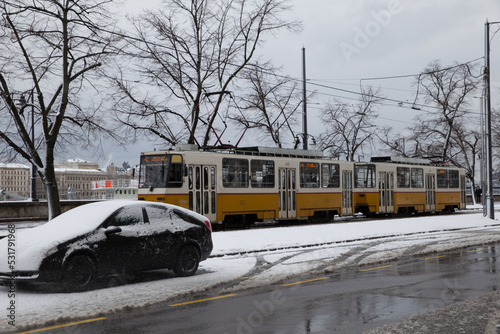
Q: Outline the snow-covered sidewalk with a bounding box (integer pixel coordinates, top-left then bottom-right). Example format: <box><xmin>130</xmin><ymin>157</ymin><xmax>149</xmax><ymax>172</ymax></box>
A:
<box><xmin>3</xmin><ymin>211</ymin><xmax>500</xmax><ymax>333</ymax></box>
<box><xmin>211</xmin><ymin>211</ymin><xmax>500</xmax><ymax>256</ymax></box>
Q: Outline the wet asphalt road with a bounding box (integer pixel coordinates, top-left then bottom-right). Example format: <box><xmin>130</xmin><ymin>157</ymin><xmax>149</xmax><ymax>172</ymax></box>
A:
<box><xmin>40</xmin><ymin>243</ymin><xmax>500</xmax><ymax>334</ymax></box>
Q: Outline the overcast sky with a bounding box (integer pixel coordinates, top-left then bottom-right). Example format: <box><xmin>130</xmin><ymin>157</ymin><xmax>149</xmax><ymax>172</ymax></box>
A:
<box><xmin>74</xmin><ymin>0</ymin><xmax>500</xmax><ymax>167</ymax></box>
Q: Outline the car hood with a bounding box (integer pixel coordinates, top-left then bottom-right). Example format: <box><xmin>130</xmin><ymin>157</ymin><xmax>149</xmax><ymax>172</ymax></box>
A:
<box><xmin>0</xmin><ymin>200</ymin><xmax>134</xmax><ymax>272</ymax></box>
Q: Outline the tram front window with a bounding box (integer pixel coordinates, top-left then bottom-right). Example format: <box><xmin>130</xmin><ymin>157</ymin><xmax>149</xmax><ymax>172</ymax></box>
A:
<box><xmin>139</xmin><ymin>155</ymin><xmax>170</xmax><ymax>189</ymax></box>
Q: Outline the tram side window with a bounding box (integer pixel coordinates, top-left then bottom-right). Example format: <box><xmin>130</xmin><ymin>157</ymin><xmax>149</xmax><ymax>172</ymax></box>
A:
<box><xmin>321</xmin><ymin>163</ymin><xmax>340</xmax><ymax>188</ymax></box>
<box><xmin>449</xmin><ymin>170</ymin><xmax>459</xmax><ymax>188</ymax></box>
<box><xmin>354</xmin><ymin>164</ymin><xmax>376</xmax><ymax>188</ymax></box>
<box><xmin>222</xmin><ymin>158</ymin><xmax>249</xmax><ymax>188</ymax></box>
<box><xmin>251</xmin><ymin>160</ymin><xmax>275</xmax><ymax>188</ymax></box>
<box><xmin>397</xmin><ymin>167</ymin><xmax>410</xmax><ymax>188</ymax></box>
<box><xmin>411</xmin><ymin>168</ymin><xmax>424</xmax><ymax>188</ymax></box>
<box><xmin>437</xmin><ymin>169</ymin><xmax>448</xmax><ymax>188</ymax></box>
<box><xmin>166</xmin><ymin>162</ymin><xmax>183</xmax><ymax>188</ymax></box>
<box><xmin>300</xmin><ymin>162</ymin><xmax>319</xmax><ymax>188</ymax></box>
<box><xmin>188</xmin><ymin>167</ymin><xmax>193</xmax><ymax>190</ymax></box>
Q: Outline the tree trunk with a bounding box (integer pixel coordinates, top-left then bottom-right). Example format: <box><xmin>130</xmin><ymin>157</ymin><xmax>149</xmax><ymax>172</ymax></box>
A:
<box><xmin>43</xmin><ymin>157</ymin><xmax>61</xmax><ymax>220</ymax></box>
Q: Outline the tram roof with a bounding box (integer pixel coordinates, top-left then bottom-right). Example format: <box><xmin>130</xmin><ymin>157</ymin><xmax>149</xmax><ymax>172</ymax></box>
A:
<box><xmin>370</xmin><ymin>156</ymin><xmax>456</xmax><ymax>167</ymax></box>
<box><xmin>370</xmin><ymin>156</ymin><xmax>432</xmax><ymax>165</ymax></box>
<box><xmin>232</xmin><ymin>146</ymin><xmax>325</xmax><ymax>159</ymax></box>
<box><xmin>174</xmin><ymin>144</ymin><xmax>325</xmax><ymax>159</ymax></box>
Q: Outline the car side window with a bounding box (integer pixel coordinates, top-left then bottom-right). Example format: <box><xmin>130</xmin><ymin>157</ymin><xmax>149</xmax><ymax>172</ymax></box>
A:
<box><xmin>108</xmin><ymin>206</ymin><xmax>144</xmax><ymax>227</ymax></box>
<box><xmin>145</xmin><ymin>206</ymin><xmax>170</xmax><ymax>224</ymax></box>
<box><xmin>144</xmin><ymin>205</ymin><xmax>195</xmax><ymax>233</ymax></box>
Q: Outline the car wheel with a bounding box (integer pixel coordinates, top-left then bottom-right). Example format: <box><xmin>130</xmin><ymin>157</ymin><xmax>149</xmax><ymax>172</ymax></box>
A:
<box><xmin>63</xmin><ymin>255</ymin><xmax>96</xmax><ymax>292</ymax></box>
<box><xmin>174</xmin><ymin>245</ymin><xmax>200</xmax><ymax>277</ymax></box>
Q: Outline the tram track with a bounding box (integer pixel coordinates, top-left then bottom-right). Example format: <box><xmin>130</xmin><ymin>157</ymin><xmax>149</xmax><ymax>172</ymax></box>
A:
<box><xmin>209</xmin><ymin>210</ymin><xmax>496</xmax><ymax>258</ymax></box>
<box><xmin>211</xmin><ymin>209</ymin><xmax>480</xmax><ymax>232</ymax></box>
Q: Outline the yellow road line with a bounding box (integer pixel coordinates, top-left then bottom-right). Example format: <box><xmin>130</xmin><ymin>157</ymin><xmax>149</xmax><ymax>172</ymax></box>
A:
<box><xmin>169</xmin><ymin>294</ymin><xmax>236</xmax><ymax>307</ymax></box>
<box><xmin>420</xmin><ymin>255</ymin><xmax>447</xmax><ymax>261</ymax></box>
<box><xmin>360</xmin><ymin>264</ymin><xmax>395</xmax><ymax>272</ymax></box>
<box><xmin>17</xmin><ymin>317</ymin><xmax>106</xmax><ymax>334</ymax></box>
<box><xmin>281</xmin><ymin>277</ymin><xmax>328</xmax><ymax>287</ymax></box>
<box><xmin>240</xmin><ymin>276</ymin><xmax>253</xmax><ymax>280</ymax></box>
<box><xmin>466</xmin><ymin>247</ymin><xmax>489</xmax><ymax>253</ymax></box>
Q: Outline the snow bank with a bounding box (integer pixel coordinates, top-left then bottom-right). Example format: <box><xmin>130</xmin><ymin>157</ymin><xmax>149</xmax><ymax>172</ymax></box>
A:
<box><xmin>211</xmin><ymin>213</ymin><xmax>500</xmax><ymax>256</ymax></box>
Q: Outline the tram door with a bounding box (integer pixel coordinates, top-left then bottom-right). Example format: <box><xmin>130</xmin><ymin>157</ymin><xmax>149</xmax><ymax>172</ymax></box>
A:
<box><xmin>378</xmin><ymin>172</ymin><xmax>394</xmax><ymax>213</ymax></box>
<box><xmin>188</xmin><ymin>165</ymin><xmax>217</xmax><ymax>222</ymax></box>
<box><xmin>342</xmin><ymin>170</ymin><xmax>353</xmax><ymax>215</ymax></box>
<box><xmin>425</xmin><ymin>173</ymin><xmax>436</xmax><ymax>211</ymax></box>
<box><xmin>278</xmin><ymin>168</ymin><xmax>296</xmax><ymax>219</ymax></box>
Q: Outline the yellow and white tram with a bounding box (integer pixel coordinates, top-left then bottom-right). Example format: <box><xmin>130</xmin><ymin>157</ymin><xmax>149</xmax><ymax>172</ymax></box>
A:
<box><xmin>138</xmin><ymin>145</ymin><xmax>353</xmax><ymax>224</ymax></box>
<box><xmin>138</xmin><ymin>145</ymin><xmax>466</xmax><ymax>224</ymax></box>
<box><xmin>353</xmin><ymin>156</ymin><xmax>467</xmax><ymax>215</ymax></box>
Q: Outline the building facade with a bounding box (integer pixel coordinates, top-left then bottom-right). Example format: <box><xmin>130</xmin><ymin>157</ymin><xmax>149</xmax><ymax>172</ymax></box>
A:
<box><xmin>90</xmin><ymin>163</ymin><xmax>138</xmax><ymax>200</ymax></box>
<box><xmin>52</xmin><ymin>159</ymin><xmax>108</xmax><ymax>200</ymax></box>
<box><xmin>0</xmin><ymin>159</ymin><xmax>138</xmax><ymax>201</ymax></box>
<box><xmin>0</xmin><ymin>163</ymin><xmax>30</xmax><ymax>200</ymax></box>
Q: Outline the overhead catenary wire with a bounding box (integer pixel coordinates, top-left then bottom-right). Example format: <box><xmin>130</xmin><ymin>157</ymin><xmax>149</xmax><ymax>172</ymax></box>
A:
<box><xmin>102</xmin><ymin>21</ymin><xmax>485</xmax><ymax>120</ymax></box>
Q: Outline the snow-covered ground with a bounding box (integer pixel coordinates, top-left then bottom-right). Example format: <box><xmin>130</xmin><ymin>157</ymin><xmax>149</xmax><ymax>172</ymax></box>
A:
<box><xmin>3</xmin><ymin>206</ymin><xmax>500</xmax><ymax>332</ymax></box>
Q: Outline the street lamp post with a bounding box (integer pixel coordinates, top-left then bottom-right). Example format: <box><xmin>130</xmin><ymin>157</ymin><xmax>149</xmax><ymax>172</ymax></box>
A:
<box><xmin>19</xmin><ymin>93</ymin><xmax>38</xmax><ymax>202</ymax></box>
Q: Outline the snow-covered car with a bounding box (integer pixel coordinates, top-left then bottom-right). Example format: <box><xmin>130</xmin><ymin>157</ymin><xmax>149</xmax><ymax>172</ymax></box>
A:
<box><xmin>0</xmin><ymin>200</ymin><xmax>213</xmax><ymax>291</ymax></box>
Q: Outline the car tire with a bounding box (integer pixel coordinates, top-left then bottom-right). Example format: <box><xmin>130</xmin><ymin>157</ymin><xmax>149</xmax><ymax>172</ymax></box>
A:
<box><xmin>63</xmin><ymin>255</ymin><xmax>96</xmax><ymax>292</ymax></box>
<box><xmin>173</xmin><ymin>245</ymin><xmax>200</xmax><ymax>277</ymax></box>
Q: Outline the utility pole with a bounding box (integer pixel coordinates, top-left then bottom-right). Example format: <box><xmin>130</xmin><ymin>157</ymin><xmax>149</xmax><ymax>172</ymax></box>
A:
<box><xmin>302</xmin><ymin>47</ymin><xmax>308</xmax><ymax>150</ymax></box>
<box><xmin>484</xmin><ymin>20</ymin><xmax>498</xmax><ymax>219</ymax></box>
<box><xmin>479</xmin><ymin>92</ymin><xmax>486</xmax><ymax>215</ymax></box>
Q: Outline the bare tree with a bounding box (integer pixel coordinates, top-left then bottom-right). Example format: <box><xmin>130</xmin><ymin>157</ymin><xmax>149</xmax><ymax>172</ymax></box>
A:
<box><xmin>319</xmin><ymin>88</ymin><xmax>381</xmax><ymax>161</ymax></box>
<box><xmin>379</xmin><ymin>118</ymin><xmax>481</xmax><ymax>186</ymax></box>
<box><xmin>378</xmin><ymin>60</ymin><xmax>481</xmax><ymax>185</ymax></box>
<box><xmin>230</xmin><ymin>65</ymin><xmax>303</xmax><ymax>148</ymax></box>
<box><xmin>450</xmin><ymin>124</ymin><xmax>481</xmax><ymax>182</ymax></box>
<box><xmin>112</xmin><ymin>0</ymin><xmax>301</xmax><ymax>148</ymax></box>
<box><xmin>412</xmin><ymin>61</ymin><xmax>480</xmax><ymax>161</ymax></box>
<box><xmin>0</xmin><ymin>0</ymin><xmax>120</xmax><ymax>219</ymax></box>
<box><xmin>491</xmin><ymin>108</ymin><xmax>500</xmax><ymax>160</ymax></box>
<box><xmin>377</xmin><ymin>126</ymin><xmax>421</xmax><ymax>158</ymax></box>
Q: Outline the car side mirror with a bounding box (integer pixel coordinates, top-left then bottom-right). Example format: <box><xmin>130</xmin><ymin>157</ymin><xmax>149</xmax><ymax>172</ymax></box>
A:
<box><xmin>105</xmin><ymin>226</ymin><xmax>122</xmax><ymax>236</ymax></box>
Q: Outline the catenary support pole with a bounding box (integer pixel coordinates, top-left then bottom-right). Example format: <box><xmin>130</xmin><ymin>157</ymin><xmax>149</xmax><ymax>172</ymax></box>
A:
<box><xmin>484</xmin><ymin>20</ymin><xmax>495</xmax><ymax>219</ymax></box>
<box><xmin>302</xmin><ymin>47</ymin><xmax>308</xmax><ymax>150</ymax></box>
